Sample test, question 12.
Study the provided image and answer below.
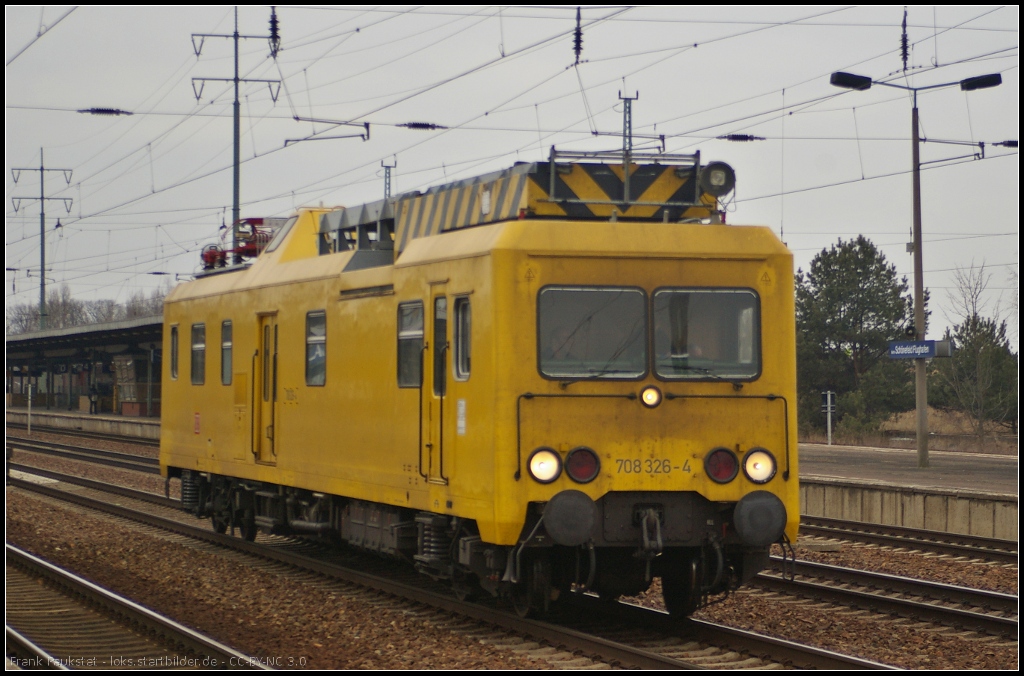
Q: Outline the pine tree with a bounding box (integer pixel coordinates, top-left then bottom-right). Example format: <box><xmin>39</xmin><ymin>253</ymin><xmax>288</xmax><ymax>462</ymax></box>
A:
<box><xmin>796</xmin><ymin>236</ymin><xmax>917</xmax><ymax>431</ymax></box>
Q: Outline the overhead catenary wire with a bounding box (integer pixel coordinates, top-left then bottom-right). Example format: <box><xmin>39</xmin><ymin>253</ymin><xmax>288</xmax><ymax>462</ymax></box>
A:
<box><xmin>6</xmin><ymin>6</ymin><xmax>1015</xmax><ymax>311</ymax></box>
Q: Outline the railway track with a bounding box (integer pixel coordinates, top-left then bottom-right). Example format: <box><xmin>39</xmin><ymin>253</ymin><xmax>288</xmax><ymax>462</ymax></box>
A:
<box><xmin>6</xmin><ymin>422</ymin><xmax>159</xmax><ymax>447</ymax></box>
<box><xmin>756</xmin><ymin>556</ymin><xmax>1018</xmax><ymax>637</ymax></box>
<box><xmin>13</xmin><ymin>425</ymin><xmax>1015</xmax><ymax>565</ymax></box>
<box><xmin>5</xmin><ymin>544</ymin><xmax>262</xmax><ymax>670</ymax></box>
<box><xmin>7</xmin><ymin>473</ymin><xmax>885</xmax><ymax>670</ymax></box>
<box><xmin>800</xmin><ymin>515</ymin><xmax>1018</xmax><ymax>565</ymax></box>
<box><xmin>8</xmin><ymin>463</ymin><xmax>177</xmax><ymax>508</ymax></box>
<box><xmin>8</xmin><ymin>438</ymin><xmax>1015</xmax><ymax>660</ymax></box>
<box><xmin>6</xmin><ymin>437</ymin><xmax>159</xmax><ymax>474</ymax></box>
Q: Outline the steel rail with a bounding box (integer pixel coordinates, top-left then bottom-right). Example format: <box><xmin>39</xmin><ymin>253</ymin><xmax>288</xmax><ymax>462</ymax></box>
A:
<box><xmin>6</xmin><ymin>422</ymin><xmax>159</xmax><ymax>447</ymax></box>
<box><xmin>7</xmin><ymin>464</ymin><xmax>178</xmax><ymax>508</ymax></box>
<box><xmin>8</xmin><ymin>475</ymin><xmax>890</xmax><ymax>670</ymax></box>
<box><xmin>800</xmin><ymin>516</ymin><xmax>1018</xmax><ymax>564</ymax></box>
<box><xmin>7</xmin><ymin>477</ymin><xmax>698</xmax><ymax>670</ymax></box>
<box><xmin>566</xmin><ymin>593</ymin><xmax>896</xmax><ymax>670</ymax></box>
<box><xmin>6</xmin><ymin>544</ymin><xmax>266</xmax><ymax>670</ymax></box>
<box><xmin>5</xmin><ymin>625</ymin><xmax>71</xmax><ymax>671</ymax></box>
<box><xmin>767</xmin><ymin>555</ymin><xmax>1018</xmax><ymax>615</ymax></box>
<box><xmin>6</xmin><ymin>438</ymin><xmax>159</xmax><ymax>474</ymax></box>
<box><xmin>754</xmin><ymin>570</ymin><xmax>1016</xmax><ymax>636</ymax></box>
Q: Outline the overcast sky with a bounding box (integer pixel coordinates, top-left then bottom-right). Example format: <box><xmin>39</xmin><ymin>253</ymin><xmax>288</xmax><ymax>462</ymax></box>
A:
<box><xmin>5</xmin><ymin>5</ymin><xmax>1019</xmax><ymax>341</ymax></box>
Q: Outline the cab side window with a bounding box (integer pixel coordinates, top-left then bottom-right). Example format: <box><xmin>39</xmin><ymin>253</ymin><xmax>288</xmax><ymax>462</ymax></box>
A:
<box><xmin>397</xmin><ymin>302</ymin><xmax>424</xmax><ymax>387</ymax></box>
<box><xmin>221</xmin><ymin>320</ymin><xmax>233</xmax><ymax>385</ymax></box>
<box><xmin>306</xmin><ymin>311</ymin><xmax>326</xmax><ymax>386</ymax></box>
<box><xmin>433</xmin><ymin>297</ymin><xmax>447</xmax><ymax>397</ymax></box>
<box><xmin>191</xmin><ymin>323</ymin><xmax>206</xmax><ymax>385</ymax></box>
<box><xmin>453</xmin><ymin>297</ymin><xmax>471</xmax><ymax>380</ymax></box>
<box><xmin>170</xmin><ymin>326</ymin><xmax>179</xmax><ymax>379</ymax></box>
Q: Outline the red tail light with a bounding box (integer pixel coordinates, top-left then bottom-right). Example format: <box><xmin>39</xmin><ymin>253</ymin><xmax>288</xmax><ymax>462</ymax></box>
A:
<box><xmin>565</xmin><ymin>446</ymin><xmax>600</xmax><ymax>484</ymax></box>
<box><xmin>705</xmin><ymin>447</ymin><xmax>739</xmax><ymax>483</ymax></box>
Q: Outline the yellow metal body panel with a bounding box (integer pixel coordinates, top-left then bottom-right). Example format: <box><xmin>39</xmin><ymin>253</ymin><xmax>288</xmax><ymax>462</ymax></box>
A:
<box><xmin>162</xmin><ymin>212</ymin><xmax>798</xmax><ymax>547</ymax></box>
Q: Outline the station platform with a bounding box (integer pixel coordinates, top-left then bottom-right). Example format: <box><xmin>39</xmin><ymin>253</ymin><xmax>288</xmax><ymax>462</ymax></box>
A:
<box><xmin>6</xmin><ymin>408</ymin><xmax>159</xmax><ymax>441</ymax></box>
<box><xmin>5</xmin><ymin>409</ymin><xmax>1017</xmax><ymax>542</ymax></box>
<box><xmin>800</xmin><ymin>443</ymin><xmax>1017</xmax><ymax>542</ymax></box>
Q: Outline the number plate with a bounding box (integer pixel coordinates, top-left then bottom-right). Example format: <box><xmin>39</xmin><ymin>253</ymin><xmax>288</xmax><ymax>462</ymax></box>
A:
<box><xmin>614</xmin><ymin>458</ymin><xmax>691</xmax><ymax>475</ymax></box>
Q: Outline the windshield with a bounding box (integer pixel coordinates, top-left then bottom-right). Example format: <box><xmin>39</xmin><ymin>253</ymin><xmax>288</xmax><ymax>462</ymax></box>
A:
<box><xmin>652</xmin><ymin>288</ymin><xmax>759</xmax><ymax>380</ymax></box>
<box><xmin>538</xmin><ymin>286</ymin><xmax>647</xmax><ymax>379</ymax></box>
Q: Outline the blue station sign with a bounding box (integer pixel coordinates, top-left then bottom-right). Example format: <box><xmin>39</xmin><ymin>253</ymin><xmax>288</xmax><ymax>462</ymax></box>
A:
<box><xmin>888</xmin><ymin>340</ymin><xmax>952</xmax><ymax>359</ymax></box>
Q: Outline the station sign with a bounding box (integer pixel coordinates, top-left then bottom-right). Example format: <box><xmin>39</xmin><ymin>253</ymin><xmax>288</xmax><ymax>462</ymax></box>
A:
<box><xmin>888</xmin><ymin>340</ymin><xmax>952</xmax><ymax>359</ymax></box>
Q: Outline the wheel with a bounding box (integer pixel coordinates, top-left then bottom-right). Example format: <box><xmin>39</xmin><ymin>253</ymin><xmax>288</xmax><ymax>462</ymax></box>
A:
<box><xmin>211</xmin><ymin>513</ymin><xmax>228</xmax><ymax>534</ymax></box>
<box><xmin>238</xmin><ymin>507</ymin><xmax>258</xmax><ymax>542</ymax></box>
<box><xmin>210</xmin><ymin>481</ymin><xmax>230</xmax><ymax>533</ymax></box>
<box><xmin>662</xmin><ymin>556</ymin><xmax>700</xmax><ymax>618</ymax></box>
<box><xmin>452</xmin><ymin>572</ymin><xmax>476</xmax><ymax>602</ymax></box>
<box><xmin>511</xmin><ymin>583</ymin><xmax>533</xmax><ymax>618</ymax></box>
<box><xmin>233</xmin><ymin>490</ymin><xmax>258</xmax><ymax>542</ymax></box>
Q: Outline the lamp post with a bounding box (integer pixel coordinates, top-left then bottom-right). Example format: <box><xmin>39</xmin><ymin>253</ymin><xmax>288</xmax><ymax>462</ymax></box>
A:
<box><xmin>830</xmin><ymin>71</ymin><xmax>1002</xmax><ymax>468</ymax></box>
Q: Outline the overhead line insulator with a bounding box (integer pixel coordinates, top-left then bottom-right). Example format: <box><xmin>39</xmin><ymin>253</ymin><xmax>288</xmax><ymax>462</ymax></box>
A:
<box><xmin>573</xmin><ymin>7</ymin><xmax>583</xmax><ymax>65</ymax></box>
<box><xmin>77</xmin><ymin>108</ymin><xmax>133</xmax><ymax>116</ymax></box>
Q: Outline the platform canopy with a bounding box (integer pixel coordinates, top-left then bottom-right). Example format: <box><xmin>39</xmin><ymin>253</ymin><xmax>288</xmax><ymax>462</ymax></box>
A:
<box><xmin>6</xmin><ymin>315</ymin><xmax>163</xmax><ymax>366</ymax></box>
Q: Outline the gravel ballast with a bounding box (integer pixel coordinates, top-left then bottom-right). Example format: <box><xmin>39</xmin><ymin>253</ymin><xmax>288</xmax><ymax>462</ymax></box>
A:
<box><xmin>6</xmin><ymin>490</ymin><xmax>551</xmax><ymax>670</ymax></box>
<box><xmin>6</xmin><ymin>432</ymin><xmax>1018</xmax><ymax>670</ymax></box>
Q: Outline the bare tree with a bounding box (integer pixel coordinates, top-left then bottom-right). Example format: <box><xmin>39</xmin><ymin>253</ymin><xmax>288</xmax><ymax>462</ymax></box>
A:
<box><xmin>45</xmin><ymin>284</ymin><xmax>87</xmax><ymax>329</ymax></box>
<box><xmin>945</xmin><ymin>263</ymin><xmax>990</xmax><ymax>324</ymax></box>
<box><xmin>934</xmin><ymin>263</ymin><xmax>1018</xmax><ymax>436</ymax></box>
<box><xmin>5</xmin><ymin>302</ymin><xmax>39</xmax><ymax>335</ymax></box>
<box><xmin>124</xmin><ymin>284</ymin><xmax>168</xmax><ymax>319</ymax></box>
<box><xmin>6</xmin><ymin>282</ymin><xmax>168</xmax><ymax>335</ymax></box>
<box><xmin>1006</xmin><ymin>267</ymin><xmax>1018</xmax><ymax>350</ymax></box>
<box><xmin>83</xmin><ymin>299</ymin><xmax>124</xmax><ymax>324</ymax></box>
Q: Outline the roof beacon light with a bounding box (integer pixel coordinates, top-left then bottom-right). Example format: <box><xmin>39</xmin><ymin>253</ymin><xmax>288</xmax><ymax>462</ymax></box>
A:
<box><xmin>699</xmin><ymin>162</ymin><xmax>736</xmax><ymax>197</ymax></box>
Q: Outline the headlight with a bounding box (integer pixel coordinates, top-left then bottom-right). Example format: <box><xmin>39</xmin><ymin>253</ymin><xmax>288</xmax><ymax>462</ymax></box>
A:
<box><xmin>743</xmin><ymin>447</ymin><xmax>776</xmax><ymax>484</ymax></box>
<box><xmin>704</xmin><ymin>447</ymin><xmax>739</xmax><ymax>484</ymax></box>
<box><xmin>640</xmin><ymin>385</ymin><xmax>662</xmax><ymax>408</ymax></box>
<box><xmin>527</xmin><ymin>447</ymin><xmax>562</xmax><ymax>484</ymax></box>
<box><xmin>565</xmin><ymin>446</ymin><xmax>600</xmax><ymax>483</ymax></box>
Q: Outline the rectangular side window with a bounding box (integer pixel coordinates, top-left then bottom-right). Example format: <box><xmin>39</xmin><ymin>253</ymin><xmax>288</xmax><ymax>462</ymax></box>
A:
<box><xmin>433</xmin><ymin>297</ymin><xmax>447</xmax><ymax>396</ymax></box>
<box><xmin>397</xmin><ymin>302</ymin><xmax>424</xmax><ymax>387</ymax></box>
<box><xmin>263</xmin><ymin>325</ymin><xmax>271</xmax><ymax>401</ymax></box>
<box><xmin>453</xmin><ymin>297</ymin><xmax>471</xmax><ymax>380</ymax></box>
<box><xmin>306</xmin><ymin>311</ymin><xmax>326</xmax><ymax>386</ymax></box>
<box><xmin>170</xmin><ymin>326</ymin><xmax>179</xmax><ymax>380</ymax></box>
<box><xmin>221</xmin><ymin>320</ymin><xmax>232</xmax><ymax>385</ymax></box>
<box><xmin>191</xmin><ymin>323</ymin><xmax>206</xmax><ymax>385</ymax></box>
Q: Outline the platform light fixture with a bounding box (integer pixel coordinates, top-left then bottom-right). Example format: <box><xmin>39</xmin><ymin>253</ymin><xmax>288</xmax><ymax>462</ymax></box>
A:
<box><xmin>830</xmin><ymin>69</ymin><xmax>1002</xmax><ymax>468</ymax></box>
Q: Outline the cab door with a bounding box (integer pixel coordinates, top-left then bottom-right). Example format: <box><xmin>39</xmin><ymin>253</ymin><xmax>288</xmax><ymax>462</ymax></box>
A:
<box><xmin>255</xmin><ymin>314</ymin><xmax>278</xmax><ymax>465</ymax></box>
<box><xmin>423</xmin><ymin>294</ymin><xmax>449</xmax><ymax>485</ymax></box>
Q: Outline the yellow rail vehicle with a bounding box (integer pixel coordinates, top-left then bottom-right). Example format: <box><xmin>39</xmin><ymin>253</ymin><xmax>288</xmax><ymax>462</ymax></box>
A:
<box><xmin>161</xmin><ymin>150</ymin><xmax>799</xmax><ymax>616</ymax></box>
